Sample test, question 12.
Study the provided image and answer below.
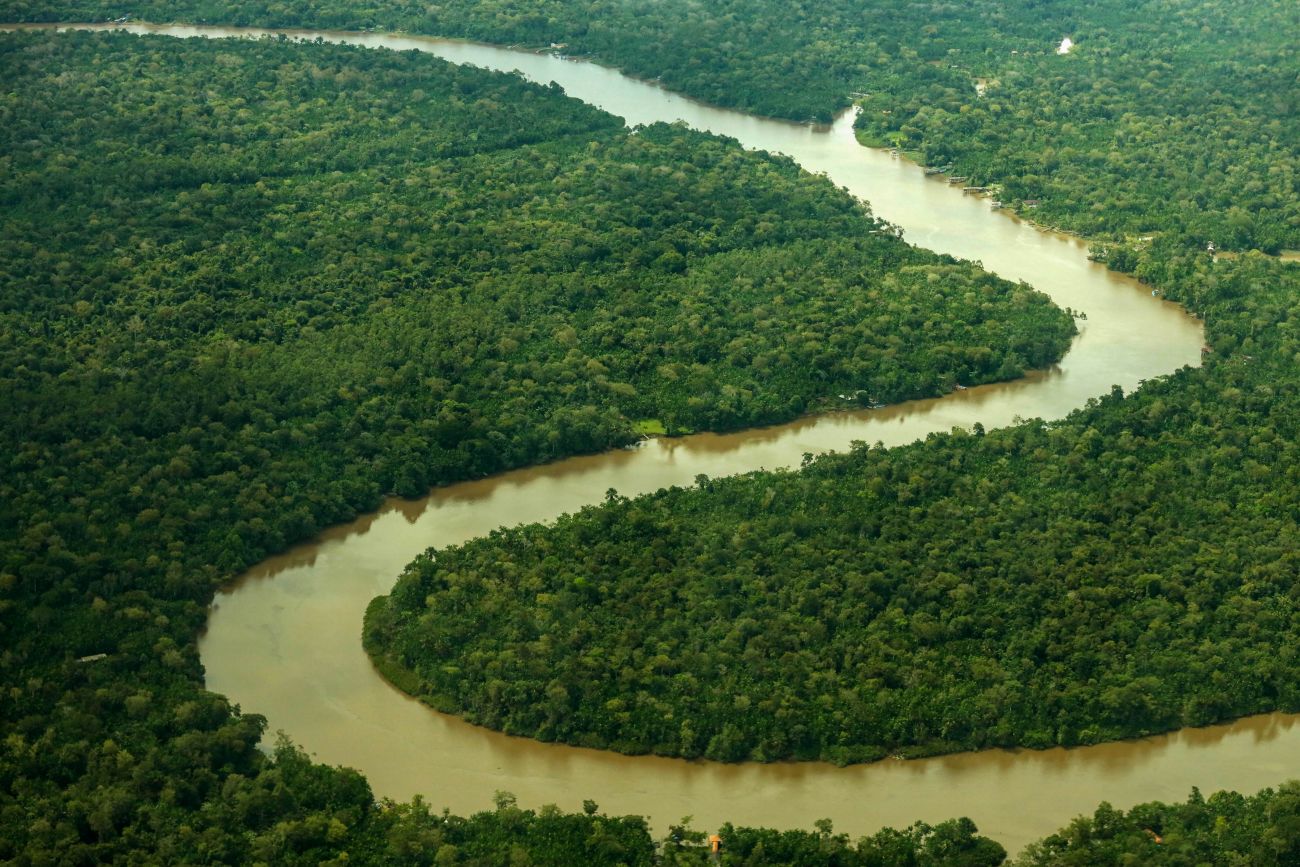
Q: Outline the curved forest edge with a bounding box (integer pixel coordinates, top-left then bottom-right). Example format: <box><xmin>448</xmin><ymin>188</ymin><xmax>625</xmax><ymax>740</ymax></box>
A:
<box><xmin>3</xmin><ymin>0</ymin><xmax>1295</xmax><ymax>255</ymax></box>
<box><xmin>0</xmin><ymin>28</ymin><xmax>1081</xmax><ymax>863</ymax></box>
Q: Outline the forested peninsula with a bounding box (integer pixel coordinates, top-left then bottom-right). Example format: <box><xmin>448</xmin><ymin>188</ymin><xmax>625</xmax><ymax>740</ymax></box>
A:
<box><xmin>0</xmin><ymin>29</ymin><xmax>1075</xmax><ymax>862</ymax></box>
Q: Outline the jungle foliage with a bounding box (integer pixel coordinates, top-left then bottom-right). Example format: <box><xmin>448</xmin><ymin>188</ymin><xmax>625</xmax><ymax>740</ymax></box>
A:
<box><xmin>0</xmin><ymin>30</ymin><xmax>1069</xmax><ymax>863</ymax></box>
<box><xmin>2</xmin><ymin>1</ymin><xmax>1299</xmax><ymax>861</ymax></box>
<box><xmin>1013</xmin><ymin>783</ymin><xmax>1300</xmax><ymax>867</ymax></box>
<box><xmin>690</xmin><ymin>817</ymin><xmax>1005</xmax><ymax>867</ymax></box>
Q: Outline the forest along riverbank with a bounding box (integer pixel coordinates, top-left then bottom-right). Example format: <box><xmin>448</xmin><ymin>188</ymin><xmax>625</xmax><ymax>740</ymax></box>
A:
<box><xmin>15</xmin><ymin>21</ymin><xmax>1215</xmax><ymax>856</ymax></box>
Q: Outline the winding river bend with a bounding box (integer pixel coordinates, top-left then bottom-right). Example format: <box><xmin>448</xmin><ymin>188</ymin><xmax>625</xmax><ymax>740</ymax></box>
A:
<box><xmin>24</xmin><ymin>21</ymin><xmax>1295</xmax><ymax>855</ymax></box>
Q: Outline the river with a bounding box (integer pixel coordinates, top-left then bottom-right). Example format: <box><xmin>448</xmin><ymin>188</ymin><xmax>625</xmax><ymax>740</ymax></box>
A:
<box><xmin>18</xmin><ymin>21</ymin><xmax>1282</xmax><ymax>856</ymax></box>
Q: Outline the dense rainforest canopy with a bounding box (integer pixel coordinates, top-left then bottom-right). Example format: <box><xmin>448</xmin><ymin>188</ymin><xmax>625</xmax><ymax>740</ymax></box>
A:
<box><xmin>6</xmin><ymin>0</ymin><xmax>1295</xmax><ymax>252</ymax></box>
<box><xmin>2</xmin><ymin>0</ymin><xmax>1299</xmax><ymax>862</ymax></box>
<box><xmin>1015</xmin><ymin>784</ymin><xmax>1300</xmax><ymax>866</ymax></box>
<box><xmin>0</xmin><ymin>29</ymin><xmax>1074</xmax><ymax>863</ymax></box>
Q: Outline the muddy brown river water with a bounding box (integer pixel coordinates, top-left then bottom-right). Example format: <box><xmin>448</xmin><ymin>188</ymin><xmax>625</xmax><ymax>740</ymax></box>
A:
<box><xmin>13</xmin><ymin>21</ymin><xmax>1287</xmax><ymax>856</ymax></box>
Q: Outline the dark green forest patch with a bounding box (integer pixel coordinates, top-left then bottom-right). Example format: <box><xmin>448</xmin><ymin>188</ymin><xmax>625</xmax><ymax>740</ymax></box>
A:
<box><xmin>1015</xmin><ymin>783</ymin><xmax>1300</xmax><ymax>866</ymax></box>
